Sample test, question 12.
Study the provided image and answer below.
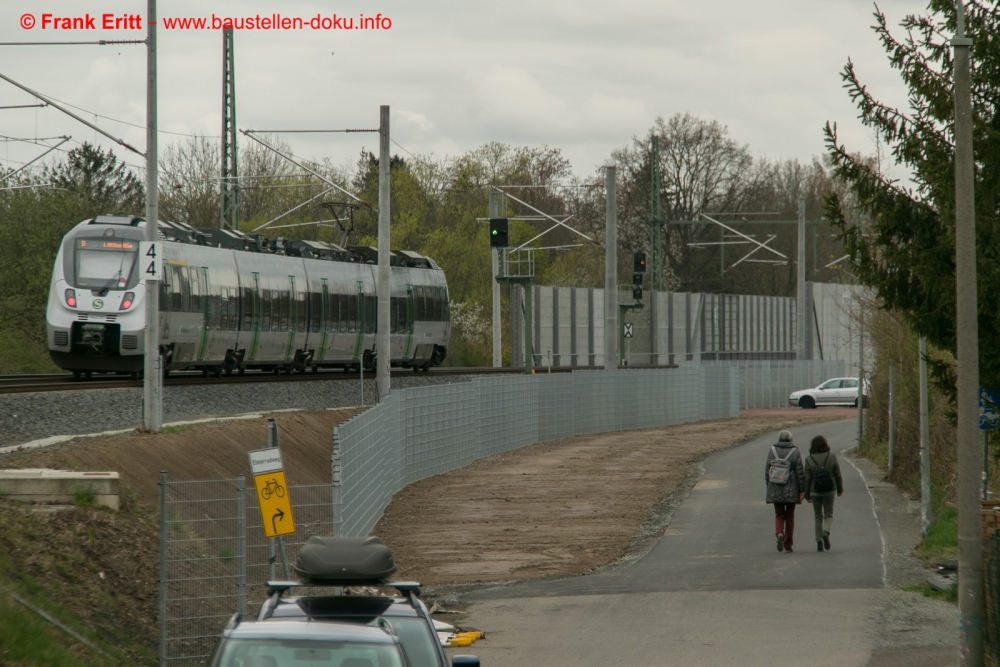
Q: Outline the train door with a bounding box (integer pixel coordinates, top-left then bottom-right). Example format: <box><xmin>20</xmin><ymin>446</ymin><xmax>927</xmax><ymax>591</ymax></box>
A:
<box><xmin>286</xmin><ymin>275</ymin><xmax>297</xmax><ymax>360</ymax></box>
<box><xmin>196</xmin><ymin>267</ymin><xmax>210</xmax><ymax>361</ymax></box>
<box><xmin>403</xmin><ymin>284</ymin><xmax>415</xmax><ymax>359</ymax></box>
<box><xmin>318</xmin><ymin>279</ymin><xmax>330</xmax><ymax>361</ymax></box>
<box><xmin>248</xmin><ymin>272</ymin><xmax>261</xmax><ymax>360</ymax></box>
<box><xmin>352</xmin><ymin>281</ymin><xmax>364</xmax><ymax>361</ymax></box>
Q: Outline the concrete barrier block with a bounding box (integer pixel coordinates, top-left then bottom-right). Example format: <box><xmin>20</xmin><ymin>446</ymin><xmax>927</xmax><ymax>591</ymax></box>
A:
<box><xmin>0</xmin><ymin>469</ymin><xmax>120</xmax><ymax>510</ymax></box>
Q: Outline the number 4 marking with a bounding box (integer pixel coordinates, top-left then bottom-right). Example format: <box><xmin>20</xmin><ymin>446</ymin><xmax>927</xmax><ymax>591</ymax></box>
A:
<box><xmin>140</xmin><ymin>242</ymin><xmax>161</xmax><ymax>282</ymax></box>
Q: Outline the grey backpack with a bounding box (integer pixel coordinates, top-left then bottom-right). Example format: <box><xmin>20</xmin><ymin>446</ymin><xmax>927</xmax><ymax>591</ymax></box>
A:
<box><xmin>768</xmin><ymin>446</ymin><xmax>793</xmax><ymax>485</ymax></box>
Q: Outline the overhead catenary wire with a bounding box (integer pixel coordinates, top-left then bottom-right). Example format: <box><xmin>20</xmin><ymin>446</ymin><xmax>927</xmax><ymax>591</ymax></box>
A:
<box><xmin>0</xmin><ymin>71</ymin><xmax>143</xmax><ymax>156</ymax></box>
<box><xmin>241</xmin><ymin>129</ymin><xmax>373</xmax><ymax>212</ymax></box>
<box><xmin>0</xmin><ymin>137</ymin><xmax>71</xmax><ymax>185</ymax></box>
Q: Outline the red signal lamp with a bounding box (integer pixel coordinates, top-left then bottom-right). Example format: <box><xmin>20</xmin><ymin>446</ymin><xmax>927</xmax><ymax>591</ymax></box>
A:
<box><xmin>120</xmin><ymin>292</ymin><xmax>135</xmax><ymax>310</ymax></box>
<box><xmin>65</xmin><ymin>289</ymin><xmax>77</xmax><ymax>308</ymax></box>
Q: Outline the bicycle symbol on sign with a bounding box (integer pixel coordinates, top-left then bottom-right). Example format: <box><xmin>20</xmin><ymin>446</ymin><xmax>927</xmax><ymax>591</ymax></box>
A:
<box><xmin>260</xmin><ymin>478</ymin><xmax>286</xmax><ymax>500</ymax></box>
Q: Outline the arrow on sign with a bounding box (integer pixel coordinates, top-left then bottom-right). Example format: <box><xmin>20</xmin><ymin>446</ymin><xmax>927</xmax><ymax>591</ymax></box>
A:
<box><xmin>272</xmin><ymin>507</ymin><xmax>285</xmax><ymax>534</ymax></box>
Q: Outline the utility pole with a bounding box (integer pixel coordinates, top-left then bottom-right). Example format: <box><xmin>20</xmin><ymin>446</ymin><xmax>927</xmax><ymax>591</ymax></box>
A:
<box><xmin>919</xmin><ymin>337</ymin><xmax>932</xmax><ymax>535</ymax></box>
<box><xmin>796</xmin><ymin>197</ymin><xmax>808</xmax><ymax>360</ymax></box>
<box><xmin>604</xmin><ymin>166</ymin><xmax>618</xmax><ymax>369</ymax></box>
<box><xmin>888</xmin><ymin>363</ymin><xmax>896</xmax><ymax>475</ymax></box>
<box><xmin>220</xmin><ymin>27</ymin><xmax>238</xmax><ymax>231</ymax></box>
<box><xmin>952</xmin><ymin>2</ymin><xmax>983</xmax><ymax>660</ymax></box>
<box><xmin>857</xmin><ymin>316</ymin><xmax>864</xmax><ymax>446</ymax></box>
<box><xmin>650</xmin><ymin>136</ymin><xmax>663</xmax><ymax>291</ymax></box>
<box><xmin>376</xmin><ymin>105</ymin><xmax>391</xmax><ymax>400</ymax></box>
<box><xmin>143</xmin><ymin>0</ymin><xmax>162</xmax><ymax>432</ymax></box>
<box><xmin>490</xmin><ymin>191</ymin><xmax>502</xmax><ymax>367</ymax></box>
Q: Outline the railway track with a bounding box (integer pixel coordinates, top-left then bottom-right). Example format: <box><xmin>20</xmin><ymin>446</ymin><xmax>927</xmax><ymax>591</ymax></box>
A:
<box><xmin>0</xmin><ymin>366</ymin><xmax>573</xmax><ymax>395</ymax></box>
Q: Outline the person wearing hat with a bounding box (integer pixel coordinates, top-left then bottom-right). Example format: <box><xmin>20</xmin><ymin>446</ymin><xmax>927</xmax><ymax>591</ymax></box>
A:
<box><xmin>765</xmin><ymin>430</ymin><xmax>805</xmax><ymax>553</ymax></box>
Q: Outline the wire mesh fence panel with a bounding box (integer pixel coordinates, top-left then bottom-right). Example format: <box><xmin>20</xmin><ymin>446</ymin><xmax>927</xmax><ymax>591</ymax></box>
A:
<box><xmin>987</xmin><ymin>532</ymin><xmax>1000</xmax><ymax>666</ymax></box>
<box><xmin>162</xmin><ymin>478</ymin><xmax>243</xmax><ymax>666</ymax></box>
<box><xmin>337</xmin><ymin>393</ymin><xmax>403</xmax><ymax>538</ymax></box>
<box><xmin>402</xmin><ymin>382</ymin><xmax>477</xmax><ymax>485</ymax></box>
<box><xmin>476</xmin><ymin>375</ymin><xmax>539</xmax><ymax>457</ymax></box>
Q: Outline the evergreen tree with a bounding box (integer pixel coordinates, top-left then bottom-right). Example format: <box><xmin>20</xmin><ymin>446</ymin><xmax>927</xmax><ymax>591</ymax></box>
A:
<box><xmin>824</xmin><ymin>1</ymin><xmax>1000</xmax><ymax>395</ymax></box>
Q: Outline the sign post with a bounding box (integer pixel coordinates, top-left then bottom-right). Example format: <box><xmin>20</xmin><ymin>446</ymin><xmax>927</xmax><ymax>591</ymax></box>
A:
<box><xmin>248</xmin><ymin>445</ymin><xmax>295</xmax><ymax>580</ymax></box>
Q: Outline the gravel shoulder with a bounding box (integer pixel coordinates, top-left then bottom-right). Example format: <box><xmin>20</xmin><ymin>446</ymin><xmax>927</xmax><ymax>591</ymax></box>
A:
<box><xmin>0</xmin><ymin>374</ymin><xmax>475</xmax><ymax>448</ymax></box>
<box><xmin>844</xmin><ymin>450</ymin><xmax>957</xmax><ymax>665</ymax></box>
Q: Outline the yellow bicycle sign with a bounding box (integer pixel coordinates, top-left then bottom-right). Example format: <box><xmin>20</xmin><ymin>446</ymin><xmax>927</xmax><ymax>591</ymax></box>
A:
<box><xmin>247</xmin><ymin>447</ymin><xmax>295</xmax><ymax>539</ymax></box>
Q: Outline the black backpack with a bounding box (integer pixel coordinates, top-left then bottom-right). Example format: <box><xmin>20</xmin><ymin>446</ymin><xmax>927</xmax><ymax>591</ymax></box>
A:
<box><xmin>810</xmin><ymin>453</ymin><xmax>835</xmax><ymax>494</ymax></box>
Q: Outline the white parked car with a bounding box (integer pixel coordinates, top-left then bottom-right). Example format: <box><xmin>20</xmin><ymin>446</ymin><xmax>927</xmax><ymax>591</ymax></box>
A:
<box><xmin>789</xmin><ymin>377</ymin><xmax>869</xmax><ymax>409</ymax></box>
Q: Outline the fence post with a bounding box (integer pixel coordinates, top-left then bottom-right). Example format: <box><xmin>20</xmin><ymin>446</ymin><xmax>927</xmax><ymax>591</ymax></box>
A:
<box><xmin>332</xmin><ymin>426</ymin><xmax>342</xmax><ymax>538</ymax></box>
<box><xmin>158</xmin><ymin>470</ymin><xmax>167</xmax><ymax>667</ymax></box>
<box><xmin>236</xmin><ymin>474</ymin><xmax>246</xmax><ymax>618</ymax></box>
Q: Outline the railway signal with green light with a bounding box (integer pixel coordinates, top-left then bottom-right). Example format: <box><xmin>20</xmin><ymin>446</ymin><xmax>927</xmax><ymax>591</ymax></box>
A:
<box><xmin>489</xmin><ymin>218</ymin><xmax>509</xmax><ymax>248</ymax></box>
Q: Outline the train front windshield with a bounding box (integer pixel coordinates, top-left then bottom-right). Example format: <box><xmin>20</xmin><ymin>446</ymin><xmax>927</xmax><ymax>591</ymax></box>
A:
<box><xmin>73</xmin><ymin>238</ymin><xmax>138</xmax><ymax>290</ymax></box>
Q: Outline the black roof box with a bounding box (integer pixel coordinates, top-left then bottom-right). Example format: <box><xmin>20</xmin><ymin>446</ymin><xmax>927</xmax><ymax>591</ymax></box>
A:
<box><xmin>293</xmin><ymin>536</ymin><xmax>397</xmax><ymax>585</ymax></box>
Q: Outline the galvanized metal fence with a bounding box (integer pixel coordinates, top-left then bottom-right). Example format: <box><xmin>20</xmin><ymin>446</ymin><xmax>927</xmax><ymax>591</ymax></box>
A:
<box><xmin>159</xmin><ymin>476</ymin><xmax>332</xmax><ymax>665</ymax></box>
<box><xmin>159</xmin><ymin>362</ymin><xmax>840</xmax><ymax>664</ymax></box>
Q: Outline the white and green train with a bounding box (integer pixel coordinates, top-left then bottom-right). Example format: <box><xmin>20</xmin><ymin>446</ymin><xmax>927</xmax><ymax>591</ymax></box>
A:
<box><xmin>46</xmin><ymin>216</ymin><xmax>449</xmax><ymax>377</ymax></box>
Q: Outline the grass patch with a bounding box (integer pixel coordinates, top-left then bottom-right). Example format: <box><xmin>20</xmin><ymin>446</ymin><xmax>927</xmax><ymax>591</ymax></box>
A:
<box><xmin>903</xmin><ymin>581</ymin><xmax>958</xmax><ymax>604</ymax></box>
<box><xmin>0</xmin><ymin>593</ymin><xmax>108</xmax><ymax>667</ymax></box>
<box><xmin>917</xmin><ymin>507</ymin><xmax>958</xmax><ymax>562</ymax></box>
<box><xmin>72</xmin><ymin>488</ymin><xmax>96</xmax><ymax>508</ymax></box>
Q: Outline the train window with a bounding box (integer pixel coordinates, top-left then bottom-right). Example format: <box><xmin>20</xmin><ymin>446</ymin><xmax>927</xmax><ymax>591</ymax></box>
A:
<box><xmin>229</xmin><ymin>289</ymin><xmax>240</xmax><ymax>330</ymax></box>
<box><xmin>296</xmin><ymin>291</ymin><xmax>306</xmax><ymax>333</ymax></box>
<box><xmin>261</xmin><ymin>289</ymin><xmax>272</xmax><ymax>331</ymax></box>
<box><xmin>217</xmin><ymin>289</ymin><xmax>228</xmax><ymax>330</ymax></box>
<box><xmin>442</xmin><ymin>289</ymin><xmax>449</xmax><ymax>321</ymax></box>
<box><xmin>310</xmin><ymin>291</ymin><xmax>322</xmax><ymax>333</ymax></box>
<box><xmin>190</xmin><ymin>270</ymin><xmax>202</xmax><ymax>313</ymax></box>
<box><xmin>390</xmin><ymin>297</ymin><xmax>398</xmax><ymax>334</ymax></box>
<box><xmin>242</xmin><ymin>287</ymin><xmax>253</xmax><ymax>329</ymax></box>
<box><xmin>347</xmin><ymin>293</ymin><xmax>357</xmax><ymax>333</ymax></box>
<box><xmin>398</xmin><ymin>297</ymin><xmax>407</xmax><ymax>333</ymax></box>
<box><xmin>169</xmin><ymin>265</ymin><xmax>182</xmax><ymax>311</ymax></box>
<box><xmin>367</xmin><ymin>296</ymin><xmax>377</xmax><ymax>333</ymax></box>
<box><xmin>414</xmin><ymin>286</ymin><xmax>425</xmax><ymax>321</ymax></box>
<box><xmin>337</xmin><ymin>294</ymin><xmax>348</xmax><ymax>333</ymax></box>
<box><xmin>278</xmin><ymin>290</ymin><xmax>289</xmax><ymax>331</ymax></box>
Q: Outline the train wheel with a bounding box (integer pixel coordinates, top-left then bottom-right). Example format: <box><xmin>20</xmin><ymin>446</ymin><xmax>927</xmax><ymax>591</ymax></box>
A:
<box><xmin>202</xmin><ymin>369</ymin><xmax>209</xmax><ymax>377</ymax></box>
<box><xmin>237</xmin><ymin>367</ymin><xmax>245</xmax><ymax>376</ymax></box>
<box><xmin>224</xmin><ymin>366</ymin><xmax>233</xmax><ymax>376</ymax></box>
<box><xmin>311</xmin><ymin>365</ymin><xmax>319</xmax><ymax>374</ymax></box>
<box><xmin>84</xmin><ymin>371</ymin><xmax>92</xmax><ymax>380</ymax></box>
<box><xmin>273</xmin><ymin>367</ymin><xmax>280</xmax><ymax>375</ymax></box>
<box><xmin>72</xmin><ymin>370</ymin><xmax>82</xmax><ymax>380</ymax></box>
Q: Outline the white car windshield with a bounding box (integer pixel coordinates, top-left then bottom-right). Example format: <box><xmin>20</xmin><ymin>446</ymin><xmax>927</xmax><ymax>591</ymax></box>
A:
<box><xmin>216</xmin><ymin>638</ymin><xmax>405</xmax><ymax>667</ymax></box>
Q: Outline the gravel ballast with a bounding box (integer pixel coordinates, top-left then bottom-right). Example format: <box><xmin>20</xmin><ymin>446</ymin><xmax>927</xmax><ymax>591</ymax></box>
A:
<box><xmin>0</xmin><ymin>374</ymin><xmax>475</xmax><ymax>449</ymax></box>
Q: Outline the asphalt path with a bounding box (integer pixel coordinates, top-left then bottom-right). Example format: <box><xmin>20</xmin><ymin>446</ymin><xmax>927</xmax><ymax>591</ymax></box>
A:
<box><xmin>457</xmin><ymin>419</ymin><xmax>891</xmax><ymax>666</ymax></box>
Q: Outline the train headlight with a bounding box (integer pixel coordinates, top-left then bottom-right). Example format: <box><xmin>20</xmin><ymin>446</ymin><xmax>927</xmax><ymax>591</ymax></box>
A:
<box><xmin>65</xmin><ymin>289</ymin><xmax>77</xmax><ymax>308</ymax></box>
<box><xmin>120</xmin><ymin>292</ymin><xmax>135</xmax><ymax>310</ymax></box>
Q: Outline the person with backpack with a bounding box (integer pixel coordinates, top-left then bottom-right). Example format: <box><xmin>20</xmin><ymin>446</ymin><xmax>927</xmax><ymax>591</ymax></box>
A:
<box><xmin>765</xmin><ymin>430</ymin><xmax>805</xmax><ymax>553</ymax></box>
<box><xmin>804</xmin><ymin>434</ymin><xmax>844</xmax><ymax>552</ymax></box>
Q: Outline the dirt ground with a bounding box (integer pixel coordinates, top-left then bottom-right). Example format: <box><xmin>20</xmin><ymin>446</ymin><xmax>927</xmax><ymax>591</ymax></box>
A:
<box><xmin>0</xmin><ymin>408</ymin><xmax>360</xmax><ymax>504</ymax></box>
<box><xmin>375</xmin><ymin>407</ymin><xmax>857</xmax><ymax>588</ymax></box>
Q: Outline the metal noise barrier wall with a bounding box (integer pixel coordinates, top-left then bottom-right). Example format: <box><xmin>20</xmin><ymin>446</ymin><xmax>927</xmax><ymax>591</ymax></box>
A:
<box><xmin>334</xmin><ymin>366</ymin><xmax>740</xmax><ymax>539</ymax></box>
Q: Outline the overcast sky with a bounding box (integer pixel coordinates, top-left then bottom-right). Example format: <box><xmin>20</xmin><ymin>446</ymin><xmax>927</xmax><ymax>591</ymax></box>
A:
<box><xmin>0</xmin><ymin>0</ymin><xmax>923</xmax><ymax>181</ymax></box>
